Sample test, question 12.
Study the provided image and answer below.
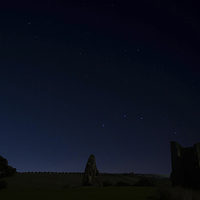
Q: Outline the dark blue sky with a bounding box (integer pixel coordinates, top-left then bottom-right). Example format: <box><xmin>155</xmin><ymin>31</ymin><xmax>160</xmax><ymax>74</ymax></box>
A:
<box><xmin>0</xmin><ymin>0</ymin><xmax>200</xmax><ymax>174</ymax></box>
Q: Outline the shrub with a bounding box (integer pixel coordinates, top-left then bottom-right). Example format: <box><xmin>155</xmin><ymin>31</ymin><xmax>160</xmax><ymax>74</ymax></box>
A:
<box><xmin>134</xmin><ymin>178</ymin><xmax>156</xmax><ymax>187</ymax></box>
<box><xmin>115</xmin><ymin>181</ymin><xmax>131</xmax><ymax>186</ymax></box>
<box><xmin>103</xmin><ymin>180</ymin><xmax>114</xmax><ymax>187</ymax></box>
<box><xmin>0</xmin><ymin>156</ymin><xmax>16</xmax><ymax>190</ymax></box>
<box><xmin>0</xmin><ymin>180</ymin><xmax>8</xmax><ymax>189</ymax></box>
<box><xmin>62</xmin><ymin>184</ymin><xmax>71</xmax><ymax>189</ymax></box>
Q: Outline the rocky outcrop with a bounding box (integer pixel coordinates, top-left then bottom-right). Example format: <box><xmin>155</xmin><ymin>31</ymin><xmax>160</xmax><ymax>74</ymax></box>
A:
<box><xmin>82</xmin><ymin>154</ymin><xmax>102</xmax><ymax>186</ymax></box>
<box><xmin>170</xmin><ymin>141</ymin><xmax>200</xmax><ymax>190</ymax></box>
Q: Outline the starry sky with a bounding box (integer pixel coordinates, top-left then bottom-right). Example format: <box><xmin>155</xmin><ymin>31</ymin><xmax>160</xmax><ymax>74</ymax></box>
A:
<box><xmin>0</xmin><ymin>0</ymin><xmax>200</xmax><ymax>174</ymax></box>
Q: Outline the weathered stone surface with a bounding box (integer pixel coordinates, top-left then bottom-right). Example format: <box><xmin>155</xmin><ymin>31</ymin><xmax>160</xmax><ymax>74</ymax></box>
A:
<box><xmin>82</xmin><ymin>154</ymin><xmax>102</xmax><ymax>186</ymax></box>
<box><xmin>170</xmin><ymin>141</ymin><xmax>200</xmax><ymax>190</ymax></box>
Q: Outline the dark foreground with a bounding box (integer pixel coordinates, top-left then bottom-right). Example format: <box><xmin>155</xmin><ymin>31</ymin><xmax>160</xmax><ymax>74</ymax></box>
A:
<box><xmin>0</xmin><ymin>172</ymin><xmax>162</xmax><ymax>200</ymax></box>
<box><xmin>1</xmin><ymin>172</ymin><xmax>199</xmax><ymax>200</ymax></box>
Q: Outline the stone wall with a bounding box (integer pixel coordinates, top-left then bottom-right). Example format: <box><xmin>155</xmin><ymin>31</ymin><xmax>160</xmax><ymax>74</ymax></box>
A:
<box><xmin>170</xmin><ymin>141</ymin><xmax>200</xmax><ymax>190</ymax></box>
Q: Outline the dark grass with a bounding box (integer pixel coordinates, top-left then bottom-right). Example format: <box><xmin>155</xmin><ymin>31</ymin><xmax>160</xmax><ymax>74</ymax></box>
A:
<box><xmin>0</xmin><ymin>173</ymin><xmax>158</xmax><ymax>200</ymax></box>
<box><xmin>3</xmin><ymin>172</ymin><xmax>141</xmax><ymax>189</ymax></box>
<box><xmin>0</xmin><ymin>184</ymin><xmax>157</xmax><ymax>200</ymax></box>
<box><xmin>3</xmin><ymin>172</ymin><xmax>84</xmax><ymax>189</ymax></box>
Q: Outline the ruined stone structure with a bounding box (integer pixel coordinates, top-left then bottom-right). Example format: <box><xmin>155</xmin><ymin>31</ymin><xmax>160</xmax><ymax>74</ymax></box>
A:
<box><xmin>82</xmin><ymin>154</ymin><xmax>102</xmax><ymax>186</ymax></box>
<box><xmin>170</xmin><ymin>141</ymin><xmax>200</xmax><ymax>190</ymax></box>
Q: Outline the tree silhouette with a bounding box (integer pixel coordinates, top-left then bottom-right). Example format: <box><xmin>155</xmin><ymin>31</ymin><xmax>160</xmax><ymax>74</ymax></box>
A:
<box><xmin>0</xmin><ymin>155</ymin><xmax>16</xmax><ymax>189</ymax></box>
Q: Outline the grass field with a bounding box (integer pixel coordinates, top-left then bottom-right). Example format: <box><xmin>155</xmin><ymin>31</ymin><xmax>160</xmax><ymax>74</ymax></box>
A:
<box><xmin>0</xmin><ymin>173</ymin><xmax>158</xmax><ymax>200</ymax></box>
<box><xmin>0</xmin><ymin>184</ymin><xmax>157</xmax><ymax>200</ymax></box>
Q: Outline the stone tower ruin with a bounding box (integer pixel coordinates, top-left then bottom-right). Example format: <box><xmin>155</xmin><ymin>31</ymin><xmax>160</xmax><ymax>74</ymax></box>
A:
<box><xmin>170</xmin><ymin>141</ymin><xmax>200</xmax><ymax>190</ymax></box>
<box><xmin>82</xmin><ymin>154</ymin><xmax>102</xmax><ymax>187</ymax></box>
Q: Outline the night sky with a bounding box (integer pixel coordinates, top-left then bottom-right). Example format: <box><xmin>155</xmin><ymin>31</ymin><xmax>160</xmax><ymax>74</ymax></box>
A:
<box><xmin>0</xmin><ymin>0</ymin><xmax>200</xmax><ymax>174</ymax></box>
